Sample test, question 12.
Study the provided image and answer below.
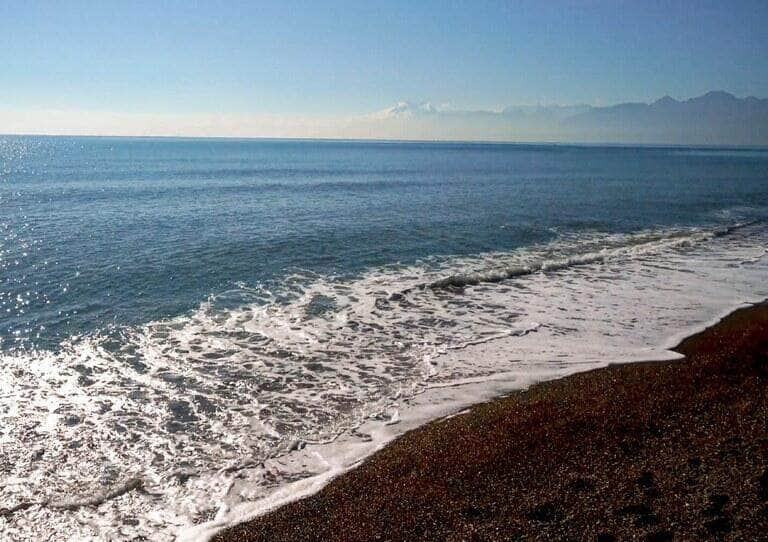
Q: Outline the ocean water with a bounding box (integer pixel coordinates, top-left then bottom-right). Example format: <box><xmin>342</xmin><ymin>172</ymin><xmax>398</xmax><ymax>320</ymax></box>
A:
<box><xmin>1</xmin><ymin>136</ymin><xmax>767</xmax><ymax>540</ymax></box>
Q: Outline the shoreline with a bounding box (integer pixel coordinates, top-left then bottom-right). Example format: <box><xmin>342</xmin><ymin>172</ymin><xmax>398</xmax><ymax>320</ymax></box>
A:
<box><xmin>212</xmin><ymin>302</ymin><xmax>768</xmax><ymax>541</ymax></box>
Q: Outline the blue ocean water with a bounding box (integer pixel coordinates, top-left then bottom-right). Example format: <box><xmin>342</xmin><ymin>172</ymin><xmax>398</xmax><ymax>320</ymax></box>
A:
<box><xmin>2</xmin><ymin>136</ymin><xmax>767</xmax><ymax>348</ymax></box>
<box><xmin>1</xmin><ymin>136</ymin><xmax>768</xmax><ymax>540</ymax></box>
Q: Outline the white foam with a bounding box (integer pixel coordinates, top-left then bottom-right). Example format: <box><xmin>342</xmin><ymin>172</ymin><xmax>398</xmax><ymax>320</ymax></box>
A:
<box><xmin>1</xmin><ymin>223</ymin><xmax>767</xmax><ymax>541</ymax></box>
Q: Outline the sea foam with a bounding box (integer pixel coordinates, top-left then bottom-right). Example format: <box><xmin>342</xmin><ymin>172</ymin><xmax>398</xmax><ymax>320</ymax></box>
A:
<box><xmin>1</xmin><ymin>223</ymin><xmax>767</xmax><ymax>541</ymax></box>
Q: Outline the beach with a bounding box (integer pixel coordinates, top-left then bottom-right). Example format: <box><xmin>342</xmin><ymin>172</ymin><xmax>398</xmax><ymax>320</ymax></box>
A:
<box><xmin>216</xmin><ymin>302</ymin><xmax>768</xmax><ymax>541</ymax></box>
<box><xmin>2</xmin><ymin>138</ymin><xmax>767</xmax><ymax>540</ymax></box>
<box><xmin>4</xmin><ymin>2</ymin><xmax>768</xmax><ymax>540</ymax></box>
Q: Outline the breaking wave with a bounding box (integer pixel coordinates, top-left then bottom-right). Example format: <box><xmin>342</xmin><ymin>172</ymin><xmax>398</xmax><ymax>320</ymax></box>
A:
<box><xmin>1</xmin><ymin>221</ymin><xmax>767</xmax><ymax>540</ymax></box>
<box><xmin>424</xmin><ymin>221</ymin><xmax>756</xmax><ymax>291</ymax></box>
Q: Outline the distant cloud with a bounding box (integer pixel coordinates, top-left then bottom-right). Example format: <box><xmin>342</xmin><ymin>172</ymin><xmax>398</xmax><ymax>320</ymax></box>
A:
<box><xmin>2</xmin><ymin>91</ymin><xmax>767</xmax><ymax>145</ymax></box>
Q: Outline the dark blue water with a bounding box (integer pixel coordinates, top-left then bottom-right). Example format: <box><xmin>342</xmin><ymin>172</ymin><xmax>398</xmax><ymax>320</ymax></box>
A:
<box><xmin>2</xmin><ymin>136</ymin><xmax>767</xmax><ymax>349</ymax></box>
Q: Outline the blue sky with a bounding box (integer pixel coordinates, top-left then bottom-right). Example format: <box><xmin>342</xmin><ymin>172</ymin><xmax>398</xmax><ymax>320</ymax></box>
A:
<box><xmin>1</xmin><ymin>1</ymin><xmax>767</xmax><ymax>136</ymax></box>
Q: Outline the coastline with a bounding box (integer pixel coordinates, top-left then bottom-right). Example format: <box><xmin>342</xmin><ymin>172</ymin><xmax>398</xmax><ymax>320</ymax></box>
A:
<box><xmin>212</xmin><ymin>302</ymin><xmax>768</xmax><ymax>541</ymax></box>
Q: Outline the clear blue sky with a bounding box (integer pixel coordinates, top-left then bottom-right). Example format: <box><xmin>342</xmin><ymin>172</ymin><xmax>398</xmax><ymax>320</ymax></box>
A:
<box><xmin>1</xmin><ymin>0</ymin><xmax>767</xmax><ymax>116</ymax></box>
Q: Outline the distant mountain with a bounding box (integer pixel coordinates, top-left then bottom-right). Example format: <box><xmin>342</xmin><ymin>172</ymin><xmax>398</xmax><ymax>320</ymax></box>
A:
<box><xmin>7</xmin><ymin>91</ymin><xmax>767</xmax><ymax>143</ymax></box>
<box><xmin>562</xmin><ymin>91</ymin><xmax>768</xmax><ymax>144</ymax></box>
<box><xmin>502</xmin><ymin>104</ymin><xmax>593</xmax><ymax>123</ymax></box>
<box><xmin>364</xmin><ymin>91</ymin><xmax>768</xmax><ymax>145</ymax></box>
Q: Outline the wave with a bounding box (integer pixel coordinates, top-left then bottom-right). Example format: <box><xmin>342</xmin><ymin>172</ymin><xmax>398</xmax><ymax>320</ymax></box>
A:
<box><xmin>412</xmin><ymin>221</ymin><xmax>758</xmax><ymax>292</ymax></box>
<box><xmin>1</xmin><ymin>220</ymin><xmax>767</xmax><ymax>541</ymax></box>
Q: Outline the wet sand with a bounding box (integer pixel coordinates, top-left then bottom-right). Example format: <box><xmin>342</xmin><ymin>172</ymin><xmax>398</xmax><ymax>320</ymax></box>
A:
<box><xmin>216</xmin><ymin>303</ymin><xmax>768</xmax><ymax>541</ymax></box>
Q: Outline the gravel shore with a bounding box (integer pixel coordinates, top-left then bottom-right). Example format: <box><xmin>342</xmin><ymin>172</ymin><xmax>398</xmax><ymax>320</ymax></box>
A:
<box><xmin>216</xmin><ymin>303</ymin><xmax>768</xmax><ymax>541</ymax></box>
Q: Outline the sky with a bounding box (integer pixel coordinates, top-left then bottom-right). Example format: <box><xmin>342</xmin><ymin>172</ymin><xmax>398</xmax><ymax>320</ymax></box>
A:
<box><xmin>1</xmin><ymin>0</ymin><xmax>767</xmax><ymax>138</ymax></box>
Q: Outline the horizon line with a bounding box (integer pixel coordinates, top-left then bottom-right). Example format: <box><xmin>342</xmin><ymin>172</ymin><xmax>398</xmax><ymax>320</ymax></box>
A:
<box><xmin>2</xmin><ymin>132</ymin><xmax>768</xmax><ymax>150</ymax></box>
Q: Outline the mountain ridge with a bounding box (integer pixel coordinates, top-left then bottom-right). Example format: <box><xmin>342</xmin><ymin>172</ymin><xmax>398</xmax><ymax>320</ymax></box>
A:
<box><xmin>370</xmin><ymin>91</ymin><xmax>768</xmax><ymax>145</ymax></box>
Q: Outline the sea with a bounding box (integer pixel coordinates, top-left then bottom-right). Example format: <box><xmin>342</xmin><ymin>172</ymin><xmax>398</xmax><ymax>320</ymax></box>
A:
<box><xmin>1</xmin><ymin>136</ymin><xmax>767</xmax><ymax>540</ymax></box>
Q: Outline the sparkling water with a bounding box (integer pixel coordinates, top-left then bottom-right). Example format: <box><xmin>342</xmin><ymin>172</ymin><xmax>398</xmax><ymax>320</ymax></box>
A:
<box><xmin>1</xmin><ymin>137</ymin><xmax>767</xmax><ymax>540</ymax></box>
